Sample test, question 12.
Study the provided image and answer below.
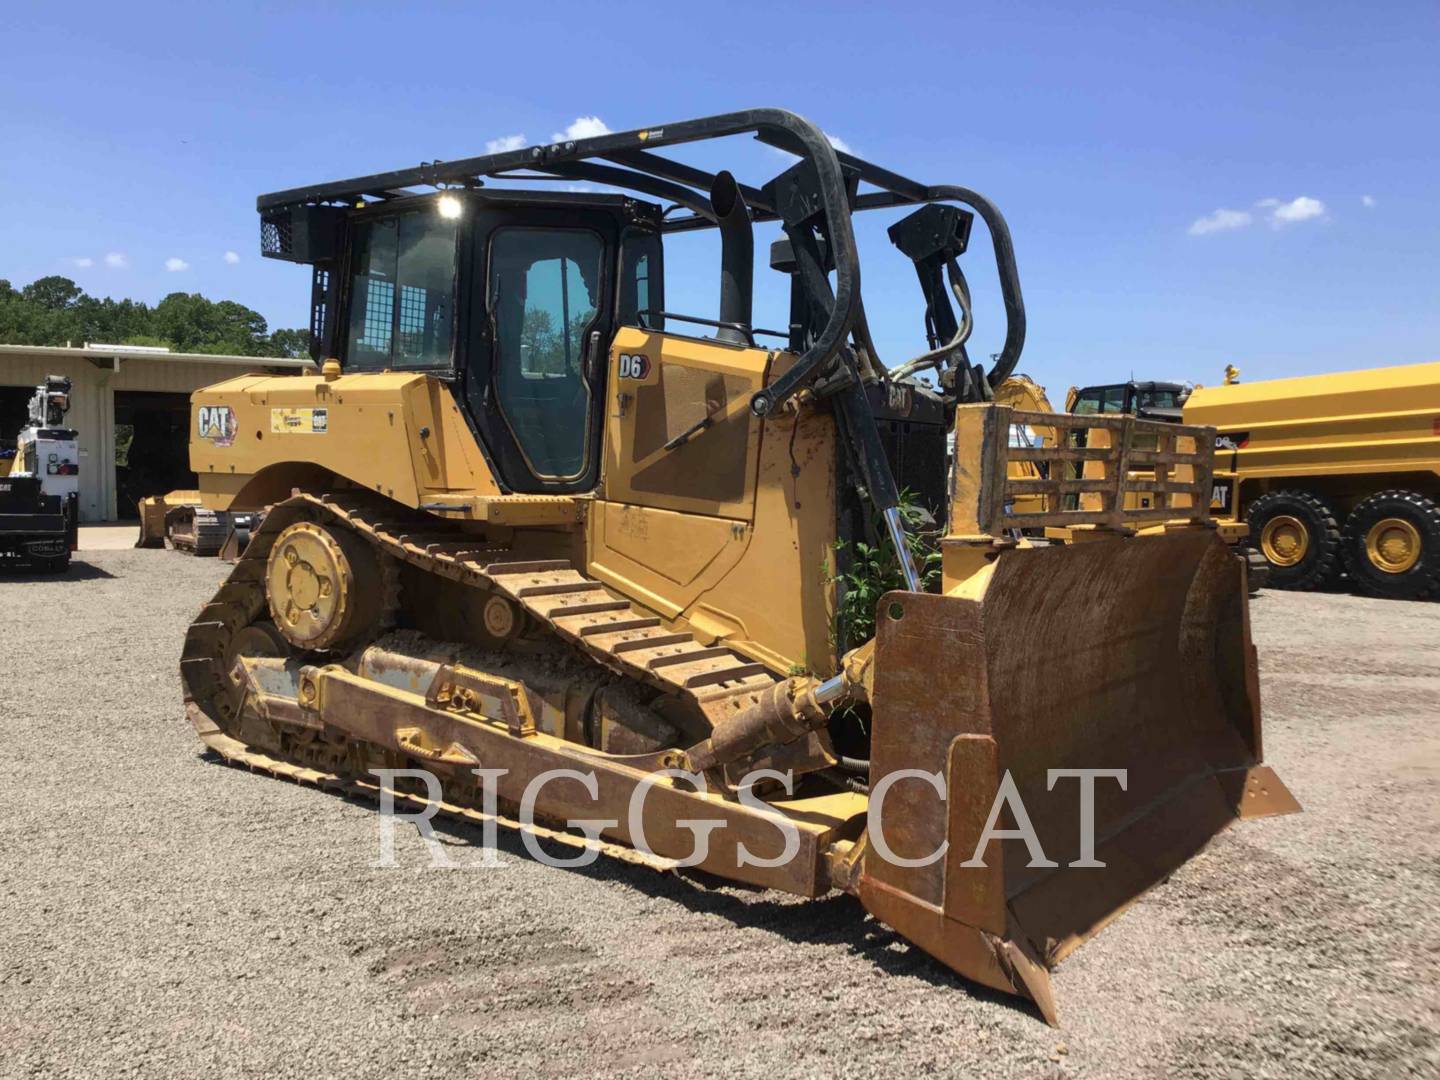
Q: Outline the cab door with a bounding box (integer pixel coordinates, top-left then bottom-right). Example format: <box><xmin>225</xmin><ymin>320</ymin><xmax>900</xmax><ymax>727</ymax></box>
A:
<box><xmin>584</xmin><ymin>325</ymin><xmax>771</xmax><ymax>617</ymax></box>
<box><xmin>601</xmin><ymin>327</ymin><xmax>769</xmax><ymax>521</ymax></box>
<box><xmin>464</xmin><ymin>210</ymin><xmax>617</xmax><ymax>493</ymax></box>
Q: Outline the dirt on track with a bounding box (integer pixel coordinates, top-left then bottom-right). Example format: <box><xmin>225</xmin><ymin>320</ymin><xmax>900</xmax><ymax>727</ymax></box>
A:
<box><xmin>1</xmin><ymin>551</ymin><xmax>1437</xmax><ymax>1079</ymax></box>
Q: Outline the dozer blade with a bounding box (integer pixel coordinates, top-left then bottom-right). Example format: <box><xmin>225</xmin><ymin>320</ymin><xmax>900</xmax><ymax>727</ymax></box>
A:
<box><xmin>134</xmin><ymin>495</ymin><xmax>171</xmax><ymax>548</ymax></box>
<box><xmin>857</xmin><ymin>529</ymin><xmax>1299</xmax><ymax>1024</ymax></box>
<box><xmin>135</xmin><ymin>490</ymin><xmax>202</xmax><ymax>549</ymax></box>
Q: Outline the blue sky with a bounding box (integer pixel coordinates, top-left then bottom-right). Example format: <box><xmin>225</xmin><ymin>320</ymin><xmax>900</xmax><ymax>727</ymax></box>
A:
<box><xmin>2</xmin><ymin>0</ymin><xmax>1436</xmax><ymax>396</ymax></box>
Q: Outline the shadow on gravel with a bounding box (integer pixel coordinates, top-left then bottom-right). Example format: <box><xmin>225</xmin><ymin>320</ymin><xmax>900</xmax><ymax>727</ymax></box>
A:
<box><xmin>0</xmin><ymin>560</ymin><xmax>116</xmax><ymax>581</ymax></box>
<box><xmin>1261</xmin><ymin>574</ymin><xmax>1436</xmax><ymax>603</ymax></box>
<box><xmin>502</xmin><ymin>817</ymin><xmax>1041</xmax><ymax>1019</ymax></box>
<box><xmin>635</xmin><ymin>871</ymin><xmax>1043</xmax><ymax>1021</ymax></box>
<box><xmin>201</xmin><ymin>762</ymin><xmax>1047</xmax><ymax>1024</ymax></box>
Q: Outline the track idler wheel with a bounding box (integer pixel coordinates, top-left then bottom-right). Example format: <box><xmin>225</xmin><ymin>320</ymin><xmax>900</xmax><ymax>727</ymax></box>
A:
<box><xmin>227</xmin><ymin>619</ymin><xmax>291</xmax><ymax>663</ymax></box>
<box><xmin>266</xmin><ymin>521</ymin><xmax>385</xmax><ymax>651</ymax></box>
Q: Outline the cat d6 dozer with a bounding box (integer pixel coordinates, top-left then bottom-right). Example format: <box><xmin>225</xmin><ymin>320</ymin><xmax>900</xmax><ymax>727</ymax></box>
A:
<box><xmin>180</xmin><ymin>109</ymin><xmax>1298</xmax><ymax>1024</ymax></box>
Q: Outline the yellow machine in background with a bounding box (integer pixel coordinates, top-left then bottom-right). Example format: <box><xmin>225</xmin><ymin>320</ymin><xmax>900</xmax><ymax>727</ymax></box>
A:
<box><xmin>997</xmin><ymin>375</ymin><xmax>1224</xmax><ymax>531</ymax></box>
<box><xmin>178</xmin><ymin>109</ymin><xmax>1297</xmax><ymax>1023</ymax></box>
<box><xmin>135</xmin><ymin>491</ymin><xmax>201</xmax><ymax>547</ymax></box>
<box><xmin>1186</xmin><ymin>361</ymin><xmax>1440</xmax><ymax>599</ymax></box>
<box><xmin>993</xmin><ymin>375</ymin><xmax>1061</xmax><ymax>519</ymax></box>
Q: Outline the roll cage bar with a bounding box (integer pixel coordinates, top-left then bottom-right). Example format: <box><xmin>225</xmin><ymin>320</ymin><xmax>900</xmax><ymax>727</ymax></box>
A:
<box><xmin>257</xmin><ymin>107</ymin><xmax>1026</xmax><ymax>418</ymax></box>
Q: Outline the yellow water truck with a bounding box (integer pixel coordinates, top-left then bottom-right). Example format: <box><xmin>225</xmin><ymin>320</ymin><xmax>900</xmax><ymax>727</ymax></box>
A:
<box><xmin>1184</xmin><ymin>361</ymin><xmax>1440</xmax><ymax>599</ymax></box>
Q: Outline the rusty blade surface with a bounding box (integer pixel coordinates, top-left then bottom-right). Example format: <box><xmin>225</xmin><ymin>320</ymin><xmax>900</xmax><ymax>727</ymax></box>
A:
<box><xmin>859</xmin><ymin>531</ymin><xmax>1299</xmax><ymax>1024</ymax></box>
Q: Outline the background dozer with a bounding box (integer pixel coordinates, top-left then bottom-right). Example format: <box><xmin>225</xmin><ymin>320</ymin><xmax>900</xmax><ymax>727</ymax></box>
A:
<box><xmin>136</xmin><ymin>491</ymin><xmax>250</xmax><ymax>556</ymax></box>
<box><xmin>179</xmin><ymin>109</ymin><xmax>1298</xmax><ymax>1024</ymax></box>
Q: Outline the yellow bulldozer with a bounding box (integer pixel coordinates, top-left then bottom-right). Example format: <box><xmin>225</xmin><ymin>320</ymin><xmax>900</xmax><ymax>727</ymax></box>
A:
<box><xmin>136</xmin><ymin>492</ymin><xmax>256</xmax><ymax>558</ymax></box>
<box><xmin>179</xmin><ymin>109</ymin><xmax>1297</xmax><ymax>1024</ymax></box>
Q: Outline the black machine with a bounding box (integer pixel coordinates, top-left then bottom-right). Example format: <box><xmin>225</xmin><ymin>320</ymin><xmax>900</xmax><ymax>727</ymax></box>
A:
<box><xmin>1</xmin><ymin>375</ymin><xmax>77</xmax><ymax>573</ymax></box>
<box><xmin>0</xmin><ymin>475</ymin><xmax>70</xmax><ymax>572</ymax></box>
<box><xmin>1071</xmin><ymin>380</ymin><xmax>1190</xmax><ymax>423</ymax></box>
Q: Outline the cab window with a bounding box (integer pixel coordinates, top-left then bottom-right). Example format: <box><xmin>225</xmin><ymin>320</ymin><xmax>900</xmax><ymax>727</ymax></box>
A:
<box><xmin>489</xmin><ymin>227</ymin><xmax>604</xmax><ymax>480</ymax></box>
<box><xmin>346</xmin><ymin>211</ymin><xmax>457</xmax><ymax>371</ymax></box>
<box><xmin>1074</xmin><ymin>386</ymin><xmax>1129</xmax><ymax>415</ymax></box>
<box><xmin>1136</xmin><ymin>388</ymin><xmax>1181</xmax><ymax>410</ymax></box>
<box><xmin>618</xmin><ymin>229</ymin><xmax>663</xmax><ymax>329</ymax></box>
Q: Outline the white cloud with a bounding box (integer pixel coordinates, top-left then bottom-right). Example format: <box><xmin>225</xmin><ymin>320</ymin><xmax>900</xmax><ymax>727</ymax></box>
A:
<box><xmin>1189</xmin><ymin>195</ymin><xmax>1329</xmax><ymax>236</ymax></box>
<box><xmin>1262</xmin><ymin>195</ymin><xmax>1326</xmax><ymax>227</ymax></box>
<box><xmin>165</xmin><ymin>257</ymin><xmax>190</xmax><ymax>272</ymax></box>
<box><xmin>1361</xmin><ymin>194</ymin><xmax>1376</xmax><ymax>208</ymax></box>
<box><xmin>70</xmin><ymin>257</ymin><xmax>95</xmax><ymax>269</ymax></box>
<box><xmin>223</xmin><ymin>250</ymin><xmax>241</xmax><ymax>265</ymax></box>
<box><xmin>486</xmin><ymin>133</ymin><xmax>528</xmax><ymax>154</ymax></box>
<box><xmin>104</xmin><ymin>252</ymin><xmax>128</xmax><ymax>269</ymax></box>
<box><xmin>552</xmin><ymin>116</ymin><xmax>610</xmax><ymax>142</ymax></box>
<box><xmin>1188</xmin><ymin>208</ymin><xmax>1253</xmax><ymax>236</ymax></box>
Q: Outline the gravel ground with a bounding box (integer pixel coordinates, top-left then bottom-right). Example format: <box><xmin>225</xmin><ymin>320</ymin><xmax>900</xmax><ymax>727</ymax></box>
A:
<box><xmin>1</xmin><ymin>550</ymin><xmax>1437</xmax><ymax>1079</ymax></box>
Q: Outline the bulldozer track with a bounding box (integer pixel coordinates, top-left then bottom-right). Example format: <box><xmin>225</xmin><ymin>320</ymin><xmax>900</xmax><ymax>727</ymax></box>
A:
<box><xmin>188</xmin><ymin>703</ymin><xmax>679</xmax><ymax>872</ymax></box>
<box><xmin>180</xmin><ymin>491</ymin><xmax>780</xmax><ymax>826</ymax></box>
<box><xmin>278</xmin><ymin>491</ymin><xmax>776</xmax><ymax>709</ymax></box>
<box><xmin>167</xmin><ymin>507</ymin><xmax>230</xmax><ymax>557</ymax></box>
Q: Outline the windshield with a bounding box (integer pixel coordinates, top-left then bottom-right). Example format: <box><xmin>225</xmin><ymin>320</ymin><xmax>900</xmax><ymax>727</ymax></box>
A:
<box><xmin>345</xmin><ymin>209</ymin><xmax>457</xmax><ymax>371</ymax></box>
<box><xmin>1073</xmin><ymin>386</ymin><xmax>1127</xmax><ymax>414</ymax></box>
<box><xmin>1136</xmin><ymin>388</ymin><xmax>1183</xmax><ymax>410</ymax></box>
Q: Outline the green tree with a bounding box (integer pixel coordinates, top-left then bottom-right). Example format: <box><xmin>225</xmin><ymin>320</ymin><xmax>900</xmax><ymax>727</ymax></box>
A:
<box><xmin>521</xmin><ymin>308</ymin><xmax>567</xmax><ymax>374</ymax></box>
<box><xmin>78</xmin><ymin>296</ymin><xmax>152</xmax><ymax>345</ymax></box>
<box><xmin>22</xmin><ymin>276</ymin><xmax>84</xmax><ymax>311</ymax></box>
<box><xmin>152</xmin><ymin>292</ymin><xmax>272</xmax><ymax>355</ymax></box>
<box><xmin>267</xmin><ymin>328</ymin><xmax>311</xmax><ymax>359</ymax></box>
<box><xmin>0</xmin><ymin>276</ymin><xmax>303</xmax><ymax>358</ymax></box>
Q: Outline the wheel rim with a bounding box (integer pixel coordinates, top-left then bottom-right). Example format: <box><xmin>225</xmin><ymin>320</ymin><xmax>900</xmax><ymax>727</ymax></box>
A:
<box><xmin>482</xmin><ymin>595</ymin><xmax>518</xmax><ymax>638</ymax></box>
<box><xmin>1260</xmin><ymin>514</ymin><xmax>1309</xmax><ymax>567</ymax></box>
<box><xmin>266</xmin><ymin>522</ymin><xmax>376</xmax><ymax>649</ymax></box>
<box><xmin>1364</xmin><ymin>516</ymin><xmax>1421</xmax><ymax>574</ymax></box>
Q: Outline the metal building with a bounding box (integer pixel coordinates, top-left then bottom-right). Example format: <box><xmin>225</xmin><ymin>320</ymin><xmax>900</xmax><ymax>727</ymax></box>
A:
<box><xmin>0</xmin><ymin>343</ymin><xmax>312</xmax><ymax>522</ymax></box>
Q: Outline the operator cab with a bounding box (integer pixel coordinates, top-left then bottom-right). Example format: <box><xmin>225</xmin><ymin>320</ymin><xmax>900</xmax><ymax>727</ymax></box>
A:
<box><xmin>261</xmin><ymin>178</ymin><xmax>952</xmax><ymax>511</ymax></box>
<box><xmin>273</xmin><ymin>189</ymin><xmax>663</xmax><ymax>495</ymax></box>
<box><xmin>1071</xmin><ymin>380</ymin><xmax>1189</xmax><ymax>422</ymax></box>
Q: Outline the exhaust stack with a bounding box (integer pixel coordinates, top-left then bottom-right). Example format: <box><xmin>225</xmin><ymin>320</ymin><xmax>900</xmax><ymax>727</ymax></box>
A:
<box><xmin>710</xmin><ymin>170</ymin><xmax>753</xmax><ymax>344</ymax></box>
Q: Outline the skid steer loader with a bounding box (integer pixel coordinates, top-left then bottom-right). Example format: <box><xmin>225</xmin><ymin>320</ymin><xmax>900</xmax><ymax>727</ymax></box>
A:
<box><xmin>180</xmin><ymin>109</ymin><xmax>1298</xmax><ymax>1024</ymax></box>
